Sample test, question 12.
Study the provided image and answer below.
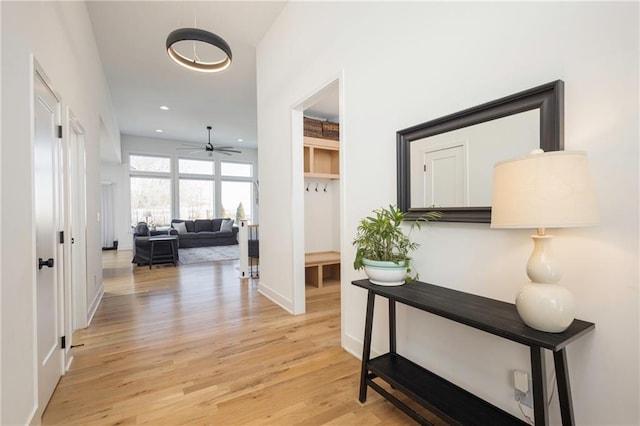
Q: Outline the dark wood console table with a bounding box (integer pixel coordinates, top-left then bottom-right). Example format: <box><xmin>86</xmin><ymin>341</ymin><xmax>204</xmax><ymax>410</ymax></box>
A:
<box><xmin>352</xmin><ymin>279</ymin><xmax>595</xmax><ymax>426</ymax></box>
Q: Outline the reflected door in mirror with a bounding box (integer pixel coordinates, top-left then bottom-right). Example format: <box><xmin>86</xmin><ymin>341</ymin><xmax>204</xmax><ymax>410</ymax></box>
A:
<box><xmin>410</xmin><ymin>109</ymin><xmax>539</xmax><ymax>208</ymax></box>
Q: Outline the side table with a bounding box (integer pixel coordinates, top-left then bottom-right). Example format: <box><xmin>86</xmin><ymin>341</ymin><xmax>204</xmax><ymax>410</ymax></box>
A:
<box><xmin>148</xmin><ymin>235</ymin><xmax>178</xmax><ymax>269</ymax></box>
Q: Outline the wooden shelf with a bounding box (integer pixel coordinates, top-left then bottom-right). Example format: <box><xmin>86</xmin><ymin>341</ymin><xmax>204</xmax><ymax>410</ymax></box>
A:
<box><xmin>305</xmin><ymin>251</ymin><xmax>340</xmax><ymax>288</ymax></box>
<box><xmin>304</xmin><ymin>136</ymin><xmax>339</xmax><ymax>179</ymax></box>
<box><xmin>367</xmin><ymin>353</ymin><xmax>526</xmax><ymax>425</ymax></box>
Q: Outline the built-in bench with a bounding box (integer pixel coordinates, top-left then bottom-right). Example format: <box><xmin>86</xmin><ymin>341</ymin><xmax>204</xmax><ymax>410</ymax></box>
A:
<box><xmin>305</xmin><ymin>251</ymin><xmax>340</xmax><ymax>288</ymax></box>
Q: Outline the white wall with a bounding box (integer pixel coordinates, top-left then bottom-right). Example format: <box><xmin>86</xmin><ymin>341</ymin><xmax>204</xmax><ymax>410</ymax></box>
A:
<box><xmin>304</xmin><ymin>178</ymin><xmax>339</xmax><ymax>253</ymax></box>
<box><xmin>0</xmin><ymin>1</ymin><xmax>119</xmax><ymax>424</ymax></box>
<box><xmin>257</xmin><ymin>2</ymin><xmax>638</xmax><ymax>424</ymax></box>
<box><xmin>102</xmin><ymin>134</ymin><xmax>258</xmax><ymax>250</ymax></box>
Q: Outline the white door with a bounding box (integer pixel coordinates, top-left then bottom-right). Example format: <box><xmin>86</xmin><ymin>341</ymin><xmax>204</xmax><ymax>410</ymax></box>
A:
<box><xmin>34</xmin><ymin>70</ymin><xmax>63</xmax><ymax>417</ymax></box>
<box><xmin>423</xmin><ymin>145</ymin><xmax>466</xmax><ymax>207</ymax></box>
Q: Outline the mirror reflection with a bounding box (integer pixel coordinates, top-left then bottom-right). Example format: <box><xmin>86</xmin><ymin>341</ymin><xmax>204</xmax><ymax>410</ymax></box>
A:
<box><xmin>410</xmin><ymin>110</ymin><xmax>539</xmax><ymax>208</ymax></box>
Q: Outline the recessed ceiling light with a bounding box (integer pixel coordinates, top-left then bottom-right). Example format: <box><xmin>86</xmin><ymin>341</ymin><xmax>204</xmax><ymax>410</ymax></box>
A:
<box><xmin>160</xmin><ymin>105</ymin><xmax>169</xmax><ymax>110</ymax></box>
<box><xmin>156</xmin><ymin>129</ymin><xmax>164</xmax><ymax>133</ymax></box>
<box><xmin>237</xmin><ymin>138</ymin><xmax>244</xmax><ymax>142</ymax></box>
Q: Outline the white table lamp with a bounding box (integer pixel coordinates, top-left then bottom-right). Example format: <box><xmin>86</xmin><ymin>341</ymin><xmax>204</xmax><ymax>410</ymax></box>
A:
<box><xmin>491</xmin><ymin>150</ymin><xmax>599</xmax><ymax>332</ymax></box>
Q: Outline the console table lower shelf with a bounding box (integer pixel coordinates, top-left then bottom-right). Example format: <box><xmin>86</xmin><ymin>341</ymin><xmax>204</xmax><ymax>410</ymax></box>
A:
<box><xmin>352</xmin><ymin>279</ymin><xmax>595</xmax><ymax>426</ymax></box>
<box><xmin>365</xmin><ymin>353</ymin><xmax>525</xmax><ymax>425</ymax></box>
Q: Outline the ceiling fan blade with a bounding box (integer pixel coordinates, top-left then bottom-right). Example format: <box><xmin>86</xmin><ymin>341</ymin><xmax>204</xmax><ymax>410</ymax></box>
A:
<box><xmin>213</xmin><ymin>148</ymin><xmax>241</xmax><ymax>154</ymax></box>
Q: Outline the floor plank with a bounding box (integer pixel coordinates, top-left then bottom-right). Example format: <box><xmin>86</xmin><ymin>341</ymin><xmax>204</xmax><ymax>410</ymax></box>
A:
<box><xmin>42</xmin><ymin>250</ymin><xmax>444</xmax><ymax>425</ymax></box>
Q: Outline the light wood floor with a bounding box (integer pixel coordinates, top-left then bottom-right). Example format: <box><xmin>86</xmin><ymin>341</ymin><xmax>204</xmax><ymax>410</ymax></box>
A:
<box><xmin>42</xmin><ymin>250</ymin><xmax>443</xmax><ymax>425</ymax></box>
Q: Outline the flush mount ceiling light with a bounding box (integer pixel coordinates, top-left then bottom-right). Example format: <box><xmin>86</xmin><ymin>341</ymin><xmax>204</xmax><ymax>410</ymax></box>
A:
<box><xmin>166</xmin><ymin>28</ymin><xmax>232</xmax><ymax>73</ymax></box>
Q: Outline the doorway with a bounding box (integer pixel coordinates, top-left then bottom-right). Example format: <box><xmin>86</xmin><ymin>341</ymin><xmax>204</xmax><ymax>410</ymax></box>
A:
<box><xmin>295</xmin><ymin>79</ymin><xmax>341</xmax><ymax>313</ymax></box>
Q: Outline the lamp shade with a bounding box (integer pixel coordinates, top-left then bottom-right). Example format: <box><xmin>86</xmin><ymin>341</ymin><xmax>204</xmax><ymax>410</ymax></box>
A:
<box><xmin>491</xmin><ymin>150</ymin><xmax>599</xmax><ymax>229</ymax></box>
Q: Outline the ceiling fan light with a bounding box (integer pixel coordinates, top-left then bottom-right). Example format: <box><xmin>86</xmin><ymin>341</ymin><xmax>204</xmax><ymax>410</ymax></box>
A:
<box><xmin>166</xmin><ymin>28</ymin><xmax>232</xmax><ymax>73</ymax></box>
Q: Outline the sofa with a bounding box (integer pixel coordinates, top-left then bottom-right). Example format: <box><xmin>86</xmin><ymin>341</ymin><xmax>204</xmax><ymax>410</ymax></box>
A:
<box><xmin>132</xmin><ymin>222</ymin><xmax>179</xmax><ymax>266</ymax></box>
<box><xmin>170</xmin><ymin>218</ymin><xmax>238</xmax><ymax>248</ymax></box>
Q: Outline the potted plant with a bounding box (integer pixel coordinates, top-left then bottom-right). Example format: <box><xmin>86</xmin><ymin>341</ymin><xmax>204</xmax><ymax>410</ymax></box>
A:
<box><xmin>353</xmin><ymin>205</ymin><xmax>442</xmax><ymax>286</ymax></box>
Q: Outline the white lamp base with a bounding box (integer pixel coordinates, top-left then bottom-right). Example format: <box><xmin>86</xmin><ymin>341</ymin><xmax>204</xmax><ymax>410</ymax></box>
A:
<box><xmin>515</xmin><ymin>282</ymin><xmax>575</xmax><ymax>333</ymax></box>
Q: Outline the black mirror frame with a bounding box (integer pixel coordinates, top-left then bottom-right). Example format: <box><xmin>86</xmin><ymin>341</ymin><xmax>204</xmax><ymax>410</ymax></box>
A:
<box><xmin>397</xmin><ymin>80</ymin><xmax>564</xmax><ymax>223</ymax></box>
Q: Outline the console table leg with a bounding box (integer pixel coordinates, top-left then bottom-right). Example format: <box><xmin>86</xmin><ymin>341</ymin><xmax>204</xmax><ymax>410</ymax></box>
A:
<box><xmin>389</xmin><ymin>300</ymin><xmax>396</xmax><ymax>354</ymax></box>
<box><xmin>531</xmin><ymin>346</ymin><xmax>549</xmax><ymax>426</ymax></box>
<box><xmin>359</xmin><ymin>290</ymin><xmax>376</xmax><ymax>403</ymax></box>
<box><xmin>554</xmin><ymin>349</ymin><xmax>575</xmax><ymax>426</ymax></box>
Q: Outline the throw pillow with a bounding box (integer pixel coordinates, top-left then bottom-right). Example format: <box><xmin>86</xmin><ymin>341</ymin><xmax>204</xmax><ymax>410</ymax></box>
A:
<box><xmin>220</xmin><ymin>219</ymin><xmax>234</xmax><ymax>232</ymax></box>
<box><xmin>172</xmin><ymin>221</ymin><xmax>187</xmax><ymax>234</ymax></box>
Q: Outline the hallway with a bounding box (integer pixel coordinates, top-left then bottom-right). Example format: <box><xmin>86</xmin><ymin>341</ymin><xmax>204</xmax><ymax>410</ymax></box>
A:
<box><xmin>42</xmin><ymin>251</ymin><xmax>427</xmax><ymax>425</ymax></box>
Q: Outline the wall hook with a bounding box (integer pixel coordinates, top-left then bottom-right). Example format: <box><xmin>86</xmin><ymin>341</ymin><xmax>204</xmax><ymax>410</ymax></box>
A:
<box><xmin>315</xmin><ymin>183</ymin><xmax>319</xmax><ymax>192</ymax></box>
<box><xmin>306</xmin><ymin>182</ymin><xmax>309</xmax><ymax>191</ymax></box>
<box><xmin>323</xmin><ymin>184</ymin><xmax>328</xmax><ymax>192</ymax></box>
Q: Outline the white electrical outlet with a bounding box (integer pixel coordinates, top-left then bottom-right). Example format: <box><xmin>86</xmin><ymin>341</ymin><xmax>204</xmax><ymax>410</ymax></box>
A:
<box><xmin>514</xmin><ymin>370</ymin><xmax>533</xmax><ymax>408</ymax></box>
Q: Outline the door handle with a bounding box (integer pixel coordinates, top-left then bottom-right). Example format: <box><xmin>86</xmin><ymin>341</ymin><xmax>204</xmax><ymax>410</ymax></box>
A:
<box><xmin>38</xmin><ymin>258</ymin><xmax>54</xmax><ymax>270</ymax></box>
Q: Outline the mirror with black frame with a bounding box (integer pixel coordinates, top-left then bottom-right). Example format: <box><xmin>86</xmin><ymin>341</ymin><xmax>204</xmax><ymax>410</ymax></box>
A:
<box><xmin>397</xmin><ymin>80</ymin><xmax>564</xmax><ymax>223</ymax></box>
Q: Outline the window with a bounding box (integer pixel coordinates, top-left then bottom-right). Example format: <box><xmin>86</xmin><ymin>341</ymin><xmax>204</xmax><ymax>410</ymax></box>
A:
<box><xmin>179</xmin><ymin>158</ymin><xmax>214</xmax><ymax>175</ymax></box>
<box><xmin>178</xmin><ymin>158</ymin><xmax>215</xmax><ymax>219</ymax></box>
<box><xmin>221</xmin><ymin>162</ymin><xmax>252</xmax><ymax>177</ymax></box>
<box><xmin>179</xmin><ymin>179</ymin><xmax>214</xmax><ymax>219</ymax></box>
<box><xmin>129</xmin><ymin>154</ymin><xmax>172</xmax><ymax>227</ymax></box>
<box><xmin>130</xmin><ymin>177</ymin><xmax>171</xmax><ymax>226</ymax></box>
<box><xmin>220</xmin><ymin>161</ymin><xmax>253</xmax><ymax>222</ymax></box>
<box><xmin>221</xmin><ymin>181</ymin><xmax>253</xmax><ymax>222</ymax></box>
<box><xmin>130</xmin><ymin>155</ymin><xmax>170</xmax><ymax>173</ymax></box>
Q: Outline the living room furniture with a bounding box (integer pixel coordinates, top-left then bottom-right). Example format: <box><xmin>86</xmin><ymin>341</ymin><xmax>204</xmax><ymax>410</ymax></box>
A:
<box><xmin>305</xmin><ymin>251</ymin><xmax>340</xmax><ymax>287</ymax></box>
<box><xmin>170</xmin><ymin>219</ymin><xmax>238</xmax><ymax>248</ymax></box>
<box><xmin>352</xmin><ymin>278</ymin><xmax>595</xmax><ymax>426</ymax></box>
<box><xmin>132</xmin><ymin>222</ymin><xmax>179</xmax><ymax>266</ymax></box>
<box><xmin>148</xmin><ymin>235</ymin><xmax>178</xmax><ymax>269</ymax></box>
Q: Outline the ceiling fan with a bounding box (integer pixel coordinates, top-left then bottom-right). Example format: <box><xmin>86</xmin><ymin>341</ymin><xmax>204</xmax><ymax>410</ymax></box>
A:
<box><xmin>178</xmin><ymin>126</ymin><xmax>241</xmax><ymax>156</ymax></box>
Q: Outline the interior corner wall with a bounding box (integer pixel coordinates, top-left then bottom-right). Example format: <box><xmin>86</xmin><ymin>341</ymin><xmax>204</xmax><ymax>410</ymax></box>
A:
<box><xmin>0</xmin><ymin>2</ymin><xmax>119</xmax><ymax>423</ymax></box>
<box><xmin>257</xmin><ymin>2</ymin><xmax>639</xmax><ymax>424</ymax></box>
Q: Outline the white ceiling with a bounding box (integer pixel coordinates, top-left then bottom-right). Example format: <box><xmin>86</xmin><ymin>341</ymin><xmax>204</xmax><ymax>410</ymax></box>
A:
<box><xmin>87</xmin><ymin>1</ymin><xmax>287</xmax><ymax>156</ymax></box>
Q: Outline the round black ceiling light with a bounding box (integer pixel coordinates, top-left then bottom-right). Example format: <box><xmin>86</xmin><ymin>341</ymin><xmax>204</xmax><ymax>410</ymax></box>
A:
<box><xmin>166</xmin><ymin>28</ymin><xmax>232</xmax><ymax>73</ymax></box>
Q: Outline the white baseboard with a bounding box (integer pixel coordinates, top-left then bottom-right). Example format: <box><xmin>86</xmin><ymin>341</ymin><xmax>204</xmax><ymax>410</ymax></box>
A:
<box><xmin>257</xmin><ymin>281</ymin><xmax>294</xmax><ymax>314</ymax></box>
<box><xmin>86</xmin><ymin>284</ymin><xmax>104</xmax><ymax>326</ymax></box>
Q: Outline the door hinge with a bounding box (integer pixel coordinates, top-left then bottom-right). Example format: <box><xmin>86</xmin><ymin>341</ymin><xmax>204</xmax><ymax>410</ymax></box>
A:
<box><xmin>59</xmin><ymin>230</ymin><xmax>64</xmax><ymax>244</ymax></box>
<box><xmin>57</xmin><ymin>125</ymin><xmax>63</xmax><ymax>138</ymax></box>
<box><xmin>61</xmin><ymin>336</ymin><xmax>66</xmax><ymax>349</ymax></box>
<box><xmin>423</xmin><ymin>164</ymin><xmax>427</xmax><ymax>172</ymax></box>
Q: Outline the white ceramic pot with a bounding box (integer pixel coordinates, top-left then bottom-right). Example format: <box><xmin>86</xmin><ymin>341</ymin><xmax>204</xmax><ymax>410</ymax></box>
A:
<box><xmin>362</xmin><ymin>258</ymin><xmax>407</xmax><ymax>286</ymax></box>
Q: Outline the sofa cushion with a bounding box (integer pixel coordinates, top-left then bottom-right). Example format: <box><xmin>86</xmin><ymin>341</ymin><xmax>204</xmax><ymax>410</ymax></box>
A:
<box><xmin>184</xmin><ymin>220</ymin><xmax>195</xmax><ymax>233</ymax></box>
<box><xmin>172</xmin><ymin>221</ymin><xmax>187</xmax><ymax>234</ymax></box>
<box><xmin>194</xmin><ymin>219</ymin><xmax>213</xmax><ymax>232</ymax></box>
<box><xmin>211</xmin><ymin>219</ymin><xmax>224</xmax><ymax>232</ymax></box>
<box><xmin>178</xmin><ymin>232</ymin><xmax>199</xmax><ymax>240</ymax></box>
<box><xmin>220</xmin><ymin>219</ymin><xmax>234</xmax><ymax>232</ymax></box>
<box><xmin>196</xmin><ymin>231</ymin><xmax>221</xmax><ymax>239</ymax></box>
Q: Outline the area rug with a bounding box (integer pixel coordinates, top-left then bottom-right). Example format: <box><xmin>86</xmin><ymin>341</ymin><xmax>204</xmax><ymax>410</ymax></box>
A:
<box><xmin>179</xmin><ymin>245</ymin><xmax>240</xmax><ymax>265</ymax></box>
